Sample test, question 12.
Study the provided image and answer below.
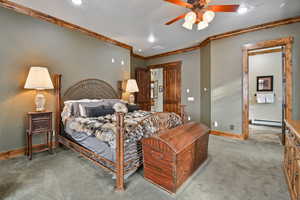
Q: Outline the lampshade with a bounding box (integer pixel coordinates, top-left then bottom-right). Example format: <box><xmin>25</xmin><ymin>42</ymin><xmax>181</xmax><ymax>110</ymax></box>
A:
<box><xmin>198</xmin><ymin>21</ymin><xmax>209</xmax><ymax>30</ymax></box>
<box><xmin>184</xmin><ymin>11</ymin><xmax>197</xmax><ymax>24</ymax></box>
<box><xmin>182</xmin><ymin>21</ymin><xmax>193</xmax><ymax>30</ymax></box>
<box><xmin>24</xmin><ymin>67</ymin><xmax>54</xmax><ymax>90</ymax></box>
<box><xmin>203</xmin><ymin>11</ymin><xmax>215</xmax><ymax>23</ymax></box>
<box><xmin>126</xmin><ymin>79</ymin><xmax>139</xmax><ymax>93</ymax></box>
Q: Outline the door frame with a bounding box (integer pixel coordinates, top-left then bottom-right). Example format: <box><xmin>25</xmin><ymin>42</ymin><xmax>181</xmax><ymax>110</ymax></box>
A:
<box><xmin>242</xmin><ymin>37</ymin><xmax>293</xmax><ymax>140</ymax></box>
<box><xmin>148</xmin><ymin>61</ymin><xmax>182</xmax><ymax>113</ymax></box>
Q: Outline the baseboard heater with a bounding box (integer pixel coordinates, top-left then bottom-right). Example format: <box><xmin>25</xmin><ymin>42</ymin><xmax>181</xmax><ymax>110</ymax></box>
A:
<box><xmin>250</xmin><ymin>119</ymin><xmax>282</xmax><ymax>128</ymax></box>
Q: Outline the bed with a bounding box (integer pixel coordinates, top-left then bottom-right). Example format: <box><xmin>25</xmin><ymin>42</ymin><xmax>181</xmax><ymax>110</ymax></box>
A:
<box><xmin>53</xmin><ymin>75</ymin><xmax>186</xmax><ymax>191</ymax></box>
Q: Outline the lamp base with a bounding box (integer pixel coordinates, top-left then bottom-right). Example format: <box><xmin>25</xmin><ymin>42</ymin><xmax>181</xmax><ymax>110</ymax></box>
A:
<box><xmin>35</xmin><ymin>92</ymin><xmax>46</xmax><ymax>112</ymax></box>
<box><xmin>128</xmin><ymin>94</ymin><xmax>135</xmax><ymax>105</ymax></box>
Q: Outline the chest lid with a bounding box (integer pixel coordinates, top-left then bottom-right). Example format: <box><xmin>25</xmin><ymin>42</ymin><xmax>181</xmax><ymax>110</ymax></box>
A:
<box><xmin>156</xmin><ymin>122</ymin><xmax>209</xmax><ymax>154</ymax></box>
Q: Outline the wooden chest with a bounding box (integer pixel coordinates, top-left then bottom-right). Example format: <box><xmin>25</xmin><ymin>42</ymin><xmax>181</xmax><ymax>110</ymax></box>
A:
<box><xmin>142</xmin><ymin>122</ymin><xmax>209</xmax><ymax>193</ymax></box>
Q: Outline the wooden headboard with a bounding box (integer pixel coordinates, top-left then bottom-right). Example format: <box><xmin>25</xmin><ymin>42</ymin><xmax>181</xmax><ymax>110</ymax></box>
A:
<box><xmin>63</xmin><ymin>79</ymin><xmax>119</xmax><ymax>102</ymax></box>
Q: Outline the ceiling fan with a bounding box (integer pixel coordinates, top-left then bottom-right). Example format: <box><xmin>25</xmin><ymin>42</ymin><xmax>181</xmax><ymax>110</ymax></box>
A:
<box><xmin>164</xmin><ymin>0</ymin><xmax>240</xmax><ymax>30</ymax></box>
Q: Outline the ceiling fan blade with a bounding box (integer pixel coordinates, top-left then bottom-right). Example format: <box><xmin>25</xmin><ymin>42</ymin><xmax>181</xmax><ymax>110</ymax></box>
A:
<box><xmin>164</xmin><ymin>0</ymin><xmax>193</xmax><ymax>8</ymax></box>
<box><xmin>165</xmin><ymin>13</ymin><xmax>187</xmax><ymax>25</ymax></box>
<box><xmin>207</xmin><ymin>5</ymin><xmax>240</xmax><ymax>12</ymax></box>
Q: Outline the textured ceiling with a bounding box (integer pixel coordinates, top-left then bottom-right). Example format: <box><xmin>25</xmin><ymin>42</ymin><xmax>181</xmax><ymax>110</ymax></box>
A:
<box><xmin>10</xmin><ymin>0</ymin><xmax>300</xmax><ymax>56</ymax></box>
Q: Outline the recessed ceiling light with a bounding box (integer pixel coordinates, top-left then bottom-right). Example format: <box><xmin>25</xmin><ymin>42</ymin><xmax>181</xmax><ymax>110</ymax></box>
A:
<box><xmin>72</xmin><ymin>0</ymin><xmax>82</xmax><ymax>6</ymax></box>
<box><xmin>121</xmin><ymin>60</ymin><xmax>125</xmax><ymax>65</ymax></box>
<box><xmin>138</xmin><ymin>49</ymin><xmax>142</xmax><ymax>52</ymax></box>
<box><xmin>280</xmin><ymin>2</ymin><xmax>286</xmax><ymax>8</ymax></box>
<box><xmin>111</xmin><ymin>58</ymin><xmax>115</xmax><ymax>63</ymax></box>
<box><xmin>238</xmin><ymin>6</ymin><xmax>248</xmax><ymax>15</ymax></box>
<box><xmin>148</xmin><ymin>35</ymin><xmax>155</xmax><ymax>43</ymax></box>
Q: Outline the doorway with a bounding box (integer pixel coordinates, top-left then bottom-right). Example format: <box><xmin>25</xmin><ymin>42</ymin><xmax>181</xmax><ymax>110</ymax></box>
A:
<box><xmin>242</xmin><ymin>37</ymin><xmax>293</xmax><ymax>143</ymax></box>
<box><xmin>150</xmin><ymin>68</ymin><xmax>164</xmax><ymax>112</ymax></box>
<box><xmin>135</xmin><ymin>61</ymin><xmax>182</xmax><ymax>115</ymax></box>
<box><xmin>248</xmin><ymin>47</ymin><xmax>283</xmax><ymax>143</ymax></box>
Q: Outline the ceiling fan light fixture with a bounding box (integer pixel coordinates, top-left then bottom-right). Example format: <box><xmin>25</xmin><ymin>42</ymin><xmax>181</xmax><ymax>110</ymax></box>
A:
<box><xmin>72</xmin><ymin>0</ymin><xmax>82</xmax><ymax>6</ymax></box>
<box><xmin>203</xmin><ymin>10</ymin><xmax>215</xmax><ymax>23</ymax></box>
<box><xmin>238</xmin><ymin>6</ymin><xmax>248</xmax><ymax>15</ymax></box>
<box><xmin>184</xmin><ymin>11</ymin><xmax>197</xmax><ymax>24</ymax></box>
<box><xmin>197</xmin><ymin>21</ymin><xmax>208</xmax><ymax>30</ymax></box>
<box><xmin>182</xmin><ymin>21</ymin><xmax>193</xmax><ymax>30</ymax></box>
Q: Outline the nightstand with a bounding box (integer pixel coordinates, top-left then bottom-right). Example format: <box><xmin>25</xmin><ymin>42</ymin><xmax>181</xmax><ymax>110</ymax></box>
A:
<box><xmin>26</xmin><ymin>111</ymin><xmax>53</xmax><ymax>160</ymax></box>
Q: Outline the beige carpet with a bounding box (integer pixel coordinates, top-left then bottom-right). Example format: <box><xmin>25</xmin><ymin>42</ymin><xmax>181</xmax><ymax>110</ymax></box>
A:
<box><xmin>249</xmin><ymin>125</ymin><xmax>282</xmax><ymax>144</ymax></box>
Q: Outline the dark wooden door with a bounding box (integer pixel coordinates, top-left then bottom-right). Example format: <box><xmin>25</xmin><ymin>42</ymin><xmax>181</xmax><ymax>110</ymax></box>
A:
<box><xmin>135</xmin><ymin>68</ymin><xmax>151</xmax><ymax>110</ymax></box>
<box><xmin>163</xmin><ymin>62</ymin><xmax>181</xmax><ymax>115</ymax></box>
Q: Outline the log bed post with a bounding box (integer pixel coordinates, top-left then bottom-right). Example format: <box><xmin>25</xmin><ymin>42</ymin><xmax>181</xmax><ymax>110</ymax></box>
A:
<box><xmin>180</xmin><ymin>105</ymin><xmax>187</xmax><ymax>124</ymax></box>
<box><xmin>115</xmin><ymin>112</ymin><xmax>125</xmax><ymax>191</ymax></box>
<box><xmin>54</xmin><ymin>74</ymin><xmax>62</xmax><ymax>147</ymax></box>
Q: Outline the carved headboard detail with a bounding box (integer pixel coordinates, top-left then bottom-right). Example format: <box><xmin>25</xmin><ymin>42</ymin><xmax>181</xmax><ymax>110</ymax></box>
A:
<box><xmin>63</xmin><ymin>79</ymin><xmax>119</xmax><ymax>102</ymax></box>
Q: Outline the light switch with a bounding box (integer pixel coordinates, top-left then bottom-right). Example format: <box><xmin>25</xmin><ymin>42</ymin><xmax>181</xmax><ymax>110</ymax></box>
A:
<box><xmin>187</xmin><ymin>97</ymin><xmax>195</xmax><ymax>102</ymax></box>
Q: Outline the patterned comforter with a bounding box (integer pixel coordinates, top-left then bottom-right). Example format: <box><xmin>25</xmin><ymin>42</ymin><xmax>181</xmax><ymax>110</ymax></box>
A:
<box><xmin>66</xmin><ymin>110</ymin><xmax>182</xmax><ymax>173</ymax></box>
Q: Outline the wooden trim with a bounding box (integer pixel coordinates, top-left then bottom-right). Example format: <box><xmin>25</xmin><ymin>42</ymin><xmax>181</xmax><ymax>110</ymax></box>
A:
<box><xmin>0</xmin><ymin>143</ymin><xmax>55</xmax><ymax>160</ymax></box>
<box><xmin>209</xmin><ymin>17</ymin><xmax>300</xmax><ymax>41</ymax></box>
<box><xmin>132</xmin><ymin>53</ymin><xmax>146</xmax><ymax>60</ymax></box>
<box><xmin>248</xmin><ymin>48</ymin><xmax>282</xmax><ymax>56</ymax></box>
<box><xmin>0</xmin><ymin>0</ymin><xmax>132</xmax><ymax>51</ymax></box>
<box><xmin>145</xmin><ymin>16</ymin><xmax>300</xmax><ymax>59</ymax></box>
<box><xmin>242</xmin><ymin>37</ymin><xmax>293</xmax><ymax>51</ymax></box>
<box><xmin>146</xmin><ymin>45</ymin><xmax>200</xmax><ymax>60</ymax></box>
<box><xmin>148</xmin><ymin>61</ymin><xmax>182</xmax><ymax>69</ymax></box>
<box><xmin>242</xmin><ymin>37</ymin><xmax>293</xmax><ymax>140</ymax></box>
<box><xmin>210</xmin><ymin>130</ymin><xmax>244</xmax><ymax>140</ymax></box>
<box><xmin>242</xmin><ymin>48</ymin><xmax>249</xmax><ymax>140</ymax></box>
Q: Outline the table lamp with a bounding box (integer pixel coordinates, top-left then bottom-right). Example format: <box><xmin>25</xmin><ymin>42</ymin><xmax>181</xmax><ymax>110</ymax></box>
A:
<box><xmin>24</xmin><ymin>66</ymin><xmax>54</xmax><ymax>112</ymax></box>
<box><xmin>126</xmin><ymin>79</ymin><xmax>139</xmax><ymax>105</ymax></box>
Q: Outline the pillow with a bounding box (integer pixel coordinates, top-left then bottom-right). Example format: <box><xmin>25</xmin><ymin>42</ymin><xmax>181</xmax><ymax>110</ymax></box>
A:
<box><xmin>78</xmin><ymin>102</ymin><xmax>107</xmax><ymax>117</ymax></box>
<box><xmin>64</xmin><ymin>99</ymin><xmax>104</xmax><ymax>117</ymax></box>
<box><xmin>84</xmin><ymin>105</ymin><xmax>115</xmax><ymax>118</ymax></box>
<box><xmin>127</xmin><ymin>104</ymin><xmax>140</xmax><ymax>112</ymax></box>
<box><xmin>101</xmin><ymin>99</ymin><xmax>127</xmax><ymax>107</ymax></box>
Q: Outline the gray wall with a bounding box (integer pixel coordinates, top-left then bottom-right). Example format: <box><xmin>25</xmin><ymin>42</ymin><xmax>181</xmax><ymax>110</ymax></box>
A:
<box><xmin>146</xmin><ymin>50</ymin><xmax>201</xmax><ymax>123</ymax></box>
<box><xmin>210</xmin><ymin>23</ymin><xmax>300</xmax><ymax>134</ymax></box>
<box><xmin>0</xmin><ymin>7</ymin><xmax>130</xmax><ymax>152</ymax></box>
<box><xmin>131</xmin><ymin>56</ymin><xmax>146</xmax><ymax>78</ymax></box>
<box><xmin>200</xmin><ymin>44</ymin><xmax>211</xmax><ymax>127</ymax></box>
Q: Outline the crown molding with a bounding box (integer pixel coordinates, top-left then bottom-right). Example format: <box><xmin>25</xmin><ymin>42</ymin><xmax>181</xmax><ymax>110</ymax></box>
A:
<box><xmin>0</xmin><ymin>0</ymin><xmax>299</xmax><ymax>59</ymax></box>
<box><xmin>132</xmin><ymin>53</ymin><xmax>147</xmax><ymax>59</ymax></box>
<box><xmin>144</xmin><ymin>16</ymin><xmax>300</xmax><ymax>60</ymax></box>
<box><xmin>0</xmin><ymin>0</ymin><xmax>133</xmax><ymax>51</ymax></box>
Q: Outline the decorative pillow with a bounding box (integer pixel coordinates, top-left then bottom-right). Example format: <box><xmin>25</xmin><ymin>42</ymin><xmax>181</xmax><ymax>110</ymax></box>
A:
<box><xmin>84</xmin><ymin>105</ymin><xmax>115</xmax><ymax>118</ymax></box>
<box><xmin>113</xmin><ymin>103</ymin><xmax>128</xmax><ymax>113</ymax></box>
<box><xmin>127</xmin><ymin>104</ymin><xmax>140</xmax><ymax>112</ymax></box>
<box><xmin>70</xmin><ymin>100</ymin><xmax>104</xmax><ymax>117</ymax></box>
<box><xmin>78</xmin><ymin>102</ymin><xmax>108</xmax><ymax>117</ymax></box>
<box><xmin>102</xmin><ymin>99</ymin><xmax>127</xmax><ymax>107</ymax></box>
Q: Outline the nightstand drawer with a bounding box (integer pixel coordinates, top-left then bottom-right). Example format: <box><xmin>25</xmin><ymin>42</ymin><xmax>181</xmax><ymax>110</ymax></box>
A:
<box><xmin>31</xmin><ymin>113</ymin><xmax>51</xmax><ymax>120</ymax></box>
<box><xmin>31</xmin><ymin>119</ymin><xmax>51</xmax><ymax>132</ymax></box>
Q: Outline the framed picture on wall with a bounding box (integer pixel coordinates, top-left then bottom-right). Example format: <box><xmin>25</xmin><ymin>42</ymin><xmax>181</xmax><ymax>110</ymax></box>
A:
<box><xmin>257</xmin><ymin>76</ymin><xmax>273</xmax><ymax>92</ymax></box>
